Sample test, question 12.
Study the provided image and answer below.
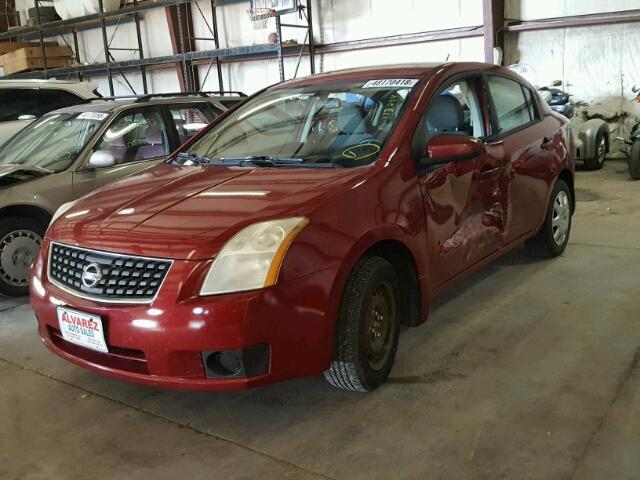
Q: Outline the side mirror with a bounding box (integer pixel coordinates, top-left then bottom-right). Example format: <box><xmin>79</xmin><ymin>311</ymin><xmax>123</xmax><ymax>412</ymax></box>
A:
<box><xmin>423</xmin><ymin>134</ymin><xmax>481</xmax><ymax>166</ymax></box>
<box><xmin>88</xmin><ymin>150</ymin><xmax>116</xmax><ymax>169</ymax></box>
<box><xmin>18</xmin><ymin>114</ymin><xmax>37</xmax><ymax>121</ymax></box>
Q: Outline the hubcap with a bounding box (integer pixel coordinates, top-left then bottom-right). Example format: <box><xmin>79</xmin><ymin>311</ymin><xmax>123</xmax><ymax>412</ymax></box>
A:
<box><xmin>364</xmin><ymin>281</ymin><xmax>396</xmax><ymax>371</ymax></box>
<box><xmin>552</xmin><ymin>191</ymin><xmax>571</xmax><ymax>246</ymax></box>
<box><xmin>597</xmin><ymin>137</ymin><xmax>607</xmax><ymax>164</ymax></box>
<box><xmin>0</xmin><ymin>230</ymin><xmax>42</xmax><ymax>287</ymax></box>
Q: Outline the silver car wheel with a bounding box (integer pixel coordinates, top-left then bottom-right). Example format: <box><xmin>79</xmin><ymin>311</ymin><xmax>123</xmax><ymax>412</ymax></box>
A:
<box><xmin>0</xmin><ymin>230</ymin><xmax>42</xmax><ymax>287</ymax></box>
<box><xmin>597</xmin><ymin>136</ymin><xmax>607</xmax><ymax>165</ymax></box>
<box><xmin>551</xmin><ymin>191</ymin><xmax>571</xmax><ymax>246</ymax></box>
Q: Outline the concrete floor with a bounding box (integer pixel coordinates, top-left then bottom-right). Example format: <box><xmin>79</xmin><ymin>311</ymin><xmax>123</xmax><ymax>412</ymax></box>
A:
<box><xmin>1</xmin><ymin>160</ymin><xmax>639</xmax><ymax>480</ymax></box>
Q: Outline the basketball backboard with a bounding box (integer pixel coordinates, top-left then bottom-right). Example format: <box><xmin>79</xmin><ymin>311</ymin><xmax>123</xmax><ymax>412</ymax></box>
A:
<box><xmin>250</xmin><ymin>0</ymin><xmax>299</xmax><ymax>15</ymax></box>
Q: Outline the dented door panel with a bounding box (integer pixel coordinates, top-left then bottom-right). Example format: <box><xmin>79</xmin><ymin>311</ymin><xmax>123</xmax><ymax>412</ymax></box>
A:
<box><xmin>419</xmin><ymin>151</ymin><xmax>503</xmax><ymax>288</ymax></box>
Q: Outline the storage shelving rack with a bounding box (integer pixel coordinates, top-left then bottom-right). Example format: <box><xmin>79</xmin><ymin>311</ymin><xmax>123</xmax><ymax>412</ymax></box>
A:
<box><xmin>0</xmin><ymin>0</ymin><xmax>316</xmax><ymax>96</ymax></box>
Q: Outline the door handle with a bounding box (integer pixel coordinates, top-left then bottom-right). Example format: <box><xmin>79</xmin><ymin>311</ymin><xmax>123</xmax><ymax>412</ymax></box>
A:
<box><xmin>541</xmin><ymin>137</ymin><xmax>553</xmax><ymax>149</ymax></box>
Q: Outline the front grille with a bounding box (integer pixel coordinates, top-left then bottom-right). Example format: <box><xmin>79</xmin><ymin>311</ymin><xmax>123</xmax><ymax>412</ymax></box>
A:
<box><xmin>48</xmin><ymin>242</ymin><xmax>172</xmax><ymax>303</ymax></box>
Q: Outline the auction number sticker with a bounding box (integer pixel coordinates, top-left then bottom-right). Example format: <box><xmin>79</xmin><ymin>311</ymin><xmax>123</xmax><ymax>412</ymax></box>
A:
<box><xmin>77</xmin><ymin>112</ymin><xmax>110</xmax><ymax>121</ymax></box>
<box><xmin>362</xmin><ymin>79</ymin><xmax>419</xmax><ymax>88</ymax></box>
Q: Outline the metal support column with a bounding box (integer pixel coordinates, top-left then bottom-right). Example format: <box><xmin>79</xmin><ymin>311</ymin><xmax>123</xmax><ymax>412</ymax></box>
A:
<box><xmin>34</xmin><ymin>1</ymin><xmax>48</xmax><ymax>77</ymax></box>
<box><xmin>306</xmin><ymin>0</ymin><xmax>315</xmax><ymax>74</ymax></box>
<box><xmin>275</xmin><ymin>15</ymin><xmax>284</xmax><ymax>82</ymax></box>
<box><xmin>483</xmin><ymin>0</ymin><xmax>504</xmax><ymax>64</ymax></box>
<box><xmin>98</xmin><ymin>0</ymin><xmax>114</xmax><ymax>95</ymax></box>
<box><xmin>211</xmin><ymin>1</ymin><xmax>224</xmax><ymax>90</ymax></box>
<box><xmin>133</xmin><ymin>0</ymin><xmax>148</xmax><ymax>94</ymax></box>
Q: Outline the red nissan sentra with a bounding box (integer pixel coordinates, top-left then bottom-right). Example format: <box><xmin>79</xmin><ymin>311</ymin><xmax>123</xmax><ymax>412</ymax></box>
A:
<box><xmin>31</xmin><ymin>63</ymin><xmax>574</xmax><ymax>392</ymax></box>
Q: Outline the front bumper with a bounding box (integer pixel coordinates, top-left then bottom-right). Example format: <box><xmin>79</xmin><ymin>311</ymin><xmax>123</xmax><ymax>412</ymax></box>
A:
<box><xmin>31</xmin><ymin>241</ymin><xmax>338</xmax><ymax>391</ymax></box>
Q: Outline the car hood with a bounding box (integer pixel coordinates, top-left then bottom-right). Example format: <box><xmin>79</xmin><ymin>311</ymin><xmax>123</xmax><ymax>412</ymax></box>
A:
<box><xmin>0</xmin><ymin>164</ymin><xmax>51</xmax><ymax>187</ymax></box>
<box><xmin>48</xmin><ymin>163</ymin><xmax>368</xmax><ymax>260</ymax></box>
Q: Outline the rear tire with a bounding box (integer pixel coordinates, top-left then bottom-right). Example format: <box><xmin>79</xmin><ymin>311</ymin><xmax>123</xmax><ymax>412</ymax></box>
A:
<box><xmin>324</xmin><ymin>256</ymin><xmax>400</xmax><ymax>392</ymax></box>
<box><xmin>0</xmin><ymin>218</ymin><xmax>45</xmax><ymax>297</ymax></box>
<box><xmin>584</xmin><ymin>132</ymin><xmax>607</xmax><ymax>171</ymax></box>
<box><xmin>525</xmin><ymin>180</ymin><xmax>572</xmax><ymax>258</ymax></box>
<box><xmin>629</xmin><ymin>141</ymin><xmax>640</xmax><ymax>180</ymax></box>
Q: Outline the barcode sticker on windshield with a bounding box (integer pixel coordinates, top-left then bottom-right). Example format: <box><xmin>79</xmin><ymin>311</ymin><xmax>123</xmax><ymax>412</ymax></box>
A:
<box><xmin>362</xmin><ymin>79</ymin><xmax>419</xmax><ymax>89</ymax></box>
<box><xmin>77</xmin><ymin>112</ymin><xmax>109</xmax><ymax>121</ymax></box>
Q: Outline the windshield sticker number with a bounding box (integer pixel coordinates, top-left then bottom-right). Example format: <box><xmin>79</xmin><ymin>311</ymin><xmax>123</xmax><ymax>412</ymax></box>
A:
<box><xmin>77</xmin><ymin>112</ymin><xmax>109</xmax><ymax>121</ymax></box>
<box><xmin>362</xmin><ymin>79</ymin><xmax>419</xmax><ymax>89</ymax></box>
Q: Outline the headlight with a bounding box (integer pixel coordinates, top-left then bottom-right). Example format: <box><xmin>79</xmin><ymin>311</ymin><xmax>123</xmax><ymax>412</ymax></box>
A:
<box><xmin>50</xmin><ymin>200</ymin><xmax>77</xmax><ymax>225</ymax></box>
<box><xmin>200</xmin><ymin>217</ymin><xmax>309</xmax><ymax>296</ymax></box>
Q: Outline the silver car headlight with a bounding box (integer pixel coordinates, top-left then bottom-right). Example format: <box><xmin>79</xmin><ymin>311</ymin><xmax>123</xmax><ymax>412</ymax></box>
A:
<box><xmin>200</xmin><ymin>217</ymin><xmax>309</xmax><ymax>296</ymax></box>
<box><xmin>50</xmin><ymin>200</ymin><xmax>78</xmax><ymax>225</ymax></box>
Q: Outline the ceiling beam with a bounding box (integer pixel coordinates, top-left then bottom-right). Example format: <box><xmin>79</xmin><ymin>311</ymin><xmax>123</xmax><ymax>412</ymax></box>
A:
<box><xmin>505</xmin><ymin>9</ymin><xmax>640</xmax><ymax>32</ymax></box>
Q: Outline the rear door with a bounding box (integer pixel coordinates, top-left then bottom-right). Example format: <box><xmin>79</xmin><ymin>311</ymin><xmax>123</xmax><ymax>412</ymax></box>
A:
<box><xmin>72</xmin><ymin>106</ymin><xmax>171</xmax><ymax>199</ymax></box>
<box><xmin>484</xmin><ymin>75</ymin><xmax>560</xmax><ymax>244</ymax></box>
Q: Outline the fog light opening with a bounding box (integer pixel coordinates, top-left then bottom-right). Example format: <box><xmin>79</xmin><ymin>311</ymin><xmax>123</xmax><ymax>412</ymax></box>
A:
<box><xmin>202</xmin><ymin>344</ymin><xmax>270</xmax><ymax>379</ymax></box>
<box><xmin>206</xmin><ymin>351</ymin><xmax>243</xmax><ymax>377</ymax></box>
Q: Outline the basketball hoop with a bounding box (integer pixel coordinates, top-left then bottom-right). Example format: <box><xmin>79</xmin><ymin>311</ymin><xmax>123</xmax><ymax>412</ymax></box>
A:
<box><xmin>247</xmin><ymin>7</ymin><xmax>276</xmax><ymax>30</ymax></box>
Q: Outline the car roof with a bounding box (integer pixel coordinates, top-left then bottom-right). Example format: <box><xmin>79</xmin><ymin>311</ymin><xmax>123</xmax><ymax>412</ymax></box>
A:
<box><xmin>51</xmin><ymin>94</ymin><xmax>240</xmax><ymax>115</ymax></box>
<box><xmin>275</xmin><ymin>62</ymin><xmax>511</xmax><ymax>88</ymax></box>
<box><xmin>0</xmin><ymin>78</ymin><xmax>99</xmax><ymax>97</ymax></box>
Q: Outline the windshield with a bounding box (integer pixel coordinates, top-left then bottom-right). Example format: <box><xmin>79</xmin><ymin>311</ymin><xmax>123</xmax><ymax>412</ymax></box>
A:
<box><xmin>0</xmin><ymin>111</ymin><xmax>108</xmax><ymax>172</ymax></box>
<box><xmin>181</xmin><ymin>79</ymin><xmax>418</xmax><ymax>167</ymax></box>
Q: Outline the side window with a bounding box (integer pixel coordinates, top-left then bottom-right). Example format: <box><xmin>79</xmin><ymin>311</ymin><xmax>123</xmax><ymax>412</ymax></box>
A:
<box><xmin>33</xmin><ymin>90</ymin><xmax>84</xmax><ymax>116</ymax></box>
<box><xmin>424</xmin><ymin>79</ymin><xmax>485</xmax><ymax>138</ymax></box>
<box><xmin>170</xmin><ymin>104</ymin><xmax>215</xmax><ymax>145</ymax></box>
<box><xmin>487</xmin><ymin>76</ymin><xmax>533</xmax><ymax>133</ymax></box>
<box><xmin>0</xmin><ymin>89</ymin><xmax>37</xmax><ymax>121</ymax></box>
<box><xmin>94</xmin><ymin>107</ymin><xmax>169</xmax><ymax>165</ymax></box>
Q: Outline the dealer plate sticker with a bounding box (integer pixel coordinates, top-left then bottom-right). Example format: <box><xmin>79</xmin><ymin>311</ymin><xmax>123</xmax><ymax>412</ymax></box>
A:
<box><xmin>362</xmin><ymin>79</ymin><xmax>419</xmax><ymax>89</ymax></box>
<box><xmin>57</xmin><ymin>307</ymin><xmax>108</xmax><ymax>353</ymax></box>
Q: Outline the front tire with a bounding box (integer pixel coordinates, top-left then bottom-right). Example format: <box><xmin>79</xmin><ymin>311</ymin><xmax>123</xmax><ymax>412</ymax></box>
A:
<box><xmin>324</xmin><ymin>256</ymin><xmax>400</xmax><ymax>392</ymax></box>
<box><xmin>629</xmin><ymin>141</ymin><xmax>640</xmax><ymax>180</ymax></box>
<box><xmin>0</xmin><ymin>218</ymin><xmax>45</xmax><ymax>297</ymax></box>
<box><xmin>584</xmin><ymin>132</ymin><xmax>607</xmax><ymax>171</ymax></box>
<box><xmin>525</xmin><ymin>179</ymin><xmax>572</xmax><ymax>258</ymax></box>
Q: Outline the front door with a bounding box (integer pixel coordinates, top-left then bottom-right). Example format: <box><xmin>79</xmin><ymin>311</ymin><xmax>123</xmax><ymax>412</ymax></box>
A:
<box><xmin>414</xmin><ymin>77</ymin><xmax>505</xmax><ymax>289</ymax></box>
<box><xmin>73</xmin><ymin>106</ymin><xmax>171</xmax><ymax>199</ymax></box>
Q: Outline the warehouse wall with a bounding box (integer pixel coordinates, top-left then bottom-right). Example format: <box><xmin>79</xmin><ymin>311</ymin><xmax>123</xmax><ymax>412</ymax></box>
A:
<box><xmin>13</xmin><ymin>0</ymin><xmax>484</xmax><ymax>95</ymax></box>
<box><xmin>504</xmin><ymin>0</ymin><xmax>640</xmax><ymax>149</ymax></box>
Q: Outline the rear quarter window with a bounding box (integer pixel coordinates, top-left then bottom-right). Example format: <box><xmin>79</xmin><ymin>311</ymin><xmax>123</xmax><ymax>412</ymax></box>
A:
<box><xmin>487</xmin><ymin>76</ymin><xmax>534</xmax><ymax>134</ymax></box>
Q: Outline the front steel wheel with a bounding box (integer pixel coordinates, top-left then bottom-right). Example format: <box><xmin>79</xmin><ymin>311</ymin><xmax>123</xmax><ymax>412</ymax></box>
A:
<box><xmin>324</xmin><ymin>256</ymin><xmax>400</xmax><ymax>392</ymax></box>
<box><xmin>0</xmin><ymin>218</ymin><xmax>45</xmax><ymax>296</ymax></box>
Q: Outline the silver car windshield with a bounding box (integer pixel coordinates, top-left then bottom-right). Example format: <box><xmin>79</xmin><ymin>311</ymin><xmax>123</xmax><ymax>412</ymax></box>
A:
<box><xmin>180</xmin><ymin>79</ymin><xmax>418</xmax><ymax>167</ymax></box>
<box><xmin>0</xmin><ymin>112</ymin><xmax>108</xmax><ymax>173</ymax></box>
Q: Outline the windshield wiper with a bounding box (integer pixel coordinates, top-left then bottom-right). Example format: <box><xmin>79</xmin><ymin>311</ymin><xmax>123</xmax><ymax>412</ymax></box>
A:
<box><xmin>218</xmin><ymin>156</ymin><xmax>304</xmax><ymax>167</ymax></box>
<box><xmin>216</xmin><ymin>156</ymin><xmax>338</xmax><ymax>168</ymax></box>
<box><xmin>173</xmin><ymin>152</ymin><xmax>211</xmax><ymax>165</ymax></box>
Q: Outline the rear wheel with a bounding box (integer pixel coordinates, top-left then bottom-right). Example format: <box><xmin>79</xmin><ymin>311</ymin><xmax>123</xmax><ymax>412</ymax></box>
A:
<box><xmin>584</xmin><ymin>132</ymin><xmax>607</xmax><ymax>170</ymax></box>
<box><xmin>525</xmin><ymin>179</ymin><xmax>572</xmax><ymax>258</ymax></box>
<box><xmin>0</xmin><ymin>218</ymin><xmax>45</xmax><ymax>297</ymax></box>
<box><xmin>324</xmin><ymin>256</ymin><xmax>400</xmax><ymax>392</ymax></box>
<box><xmin>629</xmin><ymin>140</ymin><xmax>640</xmax><ymax>180</ymax></box>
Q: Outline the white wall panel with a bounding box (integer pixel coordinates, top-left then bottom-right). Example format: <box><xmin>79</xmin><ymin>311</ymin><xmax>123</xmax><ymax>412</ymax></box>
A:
<box><xmin>13</xmin><ymin>0</ymin><xmax>483</xmax><ymax>96</ymax></box>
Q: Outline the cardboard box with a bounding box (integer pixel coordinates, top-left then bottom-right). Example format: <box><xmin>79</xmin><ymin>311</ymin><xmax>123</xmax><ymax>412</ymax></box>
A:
<box><xmin>0</xmin><ymin>46</ymin><xmax>73</xmax><ymax>75</ymax></box>
<box><xmin>0</xmin><ymin>41</ymin><xmax>57</xmax><ymax>56</ymax></box>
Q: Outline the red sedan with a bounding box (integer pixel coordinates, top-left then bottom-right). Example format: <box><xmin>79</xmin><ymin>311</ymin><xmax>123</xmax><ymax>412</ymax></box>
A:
<box><xmin>31</xmin><ymin>63</ymin><xmax>574</xmax><ymax>392</ymax></box>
